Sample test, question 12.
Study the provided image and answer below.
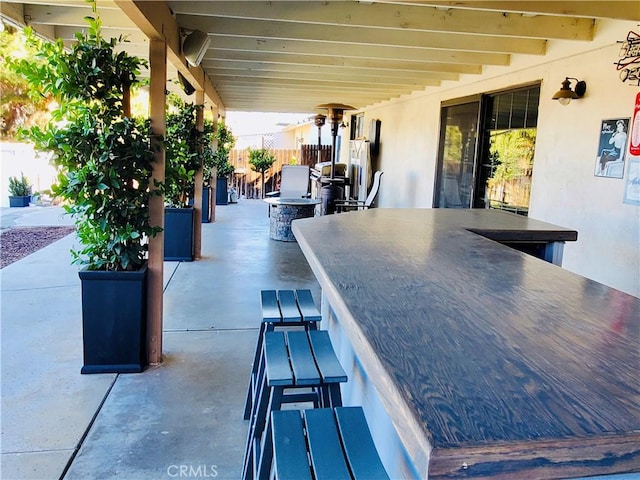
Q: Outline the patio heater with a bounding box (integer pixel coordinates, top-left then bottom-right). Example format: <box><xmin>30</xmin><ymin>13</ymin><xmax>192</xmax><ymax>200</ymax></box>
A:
<box><xmin>315</xmin><ymin>103</ymin><xmax>354</xmax><ymax>214</ymax></box>
<box><xmin>314</xmin><ymin>114</ymin><xmax>326</xmax><ymax>165</ymax></box>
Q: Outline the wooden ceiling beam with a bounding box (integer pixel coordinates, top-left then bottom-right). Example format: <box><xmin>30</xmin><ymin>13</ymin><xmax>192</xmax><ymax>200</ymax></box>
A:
<box><xmin>203</xmin><ymin>61</ymin><xmax>461</xmax><ymax>82</ymax></box>
<box><xmin>175</xmin><ymin>14</ymin><xmax>546</xmax><ymax>55</ymax></box>
<box><xmin>113</xmin><ymin>0</ymin><xmax>224</xmax><ymax>112</ymax></box>
<box><xmin>408</xmin><ymin>1</ymin><xmax>640</xmax><ymax>22</ymax></box>
<box><xmin>204</xmin><ymin>49</ymin><xmax>483</xmax><ymax>75</ymax></box>
<box><xmin>167</xmin><ymin>1</ymin><xmax>593</xmax><ymax>40</ymax></box>
<box><xmin>206</xmin><ymin>67</ymin><xmax>444</xmax><ymax>87</ymax></box>
<box><xmin>206</xmin><ymin>36</ymin><xmax>510</xmax><ymax>66</ymax></box>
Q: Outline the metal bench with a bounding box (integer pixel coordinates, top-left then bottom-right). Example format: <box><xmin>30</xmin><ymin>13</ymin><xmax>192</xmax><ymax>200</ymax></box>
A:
<box><xmin>244</xmin><ymin>289</ymin><xmax>321</xmax><ymax>420</ymax></box>
<box><xmin>260</xmin><ymin>407</ymin><xmax>389</xmax><ymax>480</ymax></box>
<box><xmin>243</xmin><ymin>330</ymin><xmax>347</xmax><ymax>480</ymax></box>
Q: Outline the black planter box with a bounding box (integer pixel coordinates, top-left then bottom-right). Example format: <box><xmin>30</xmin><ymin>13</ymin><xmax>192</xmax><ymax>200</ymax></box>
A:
<box><xmin>202</xmin><ymin>186</ymin><xmax>212</xmax><ymax>223</ymax></box>
<box><xmin>216</xmin><ymin>177</ymin><xmax>228</xmax><ymax>205</ymax></box>
<box><xmin>9</xmin><ymin>195</ymin><xmax>30</xmax><ymax>207</ymax></box>
<box><xmin>164</xmin><ymin>207</ymin><xmax>194</xmax><ymax>261</ymax></box>
<box><xmin>79</xmin><ymin>265</ymin><xmax>147</xmax><ymax>374</ymax></box>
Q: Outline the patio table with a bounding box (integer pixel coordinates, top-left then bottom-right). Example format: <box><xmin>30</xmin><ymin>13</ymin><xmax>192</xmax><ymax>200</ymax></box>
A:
<box><xmin>264</xmin><ymin>197</ymin><xmax>320</xmax><ymax>241</ymax></box>
<box><xmin>292</xmin><ymin>208</ymin><xmax>640</xmax><ymax>479</ymax></box>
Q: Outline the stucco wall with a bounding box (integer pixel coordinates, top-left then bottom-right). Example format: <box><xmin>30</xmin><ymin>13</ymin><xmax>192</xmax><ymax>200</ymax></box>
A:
<box><xmin>338</xmin><ymin>19</ymin><xmax>639</xmax><ymax>297</ymax></box>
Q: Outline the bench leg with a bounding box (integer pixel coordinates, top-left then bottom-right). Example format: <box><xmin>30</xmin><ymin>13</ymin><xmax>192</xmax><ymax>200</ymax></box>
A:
<box><xmin>243</xmin><ymin>382</ymin><xmax>283</xmax><ymax>480</ymax></box>
<box><xmin>256</xmin><ymin>415</ymin><xmax>274</xmax><ymax>480</ymax></box>
<box><xmin>329</xmin><ymin>384</ymin><xmax>343</xmax><ymax>408</ymax></box>
<box><xmin>319</xmin><ymin>384</ymin><xmax>343</xmax><ymax>408</ymax></box>
<box><xmin>244</xmin><ymin>323</ymin><xmax>267</xmax><ymax>420</ymax></box>
<box><xmin>243</xmin><ymin>370</ymin><xmax>268</xmax><ymax>480</ymax></box>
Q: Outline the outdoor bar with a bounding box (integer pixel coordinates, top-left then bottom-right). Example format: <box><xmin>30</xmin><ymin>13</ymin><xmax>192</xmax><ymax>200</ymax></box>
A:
<box><xmin>292</xmin><ymin>209</ymin><xmax>640</xmax><ymax>479</ymax></box>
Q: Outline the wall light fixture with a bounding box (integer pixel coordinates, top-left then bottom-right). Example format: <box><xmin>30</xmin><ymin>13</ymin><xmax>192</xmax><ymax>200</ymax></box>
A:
<box><xmin>552</xmin><ymin>77</ymin><xmax>587</xmax><ymax>106</ymax></box>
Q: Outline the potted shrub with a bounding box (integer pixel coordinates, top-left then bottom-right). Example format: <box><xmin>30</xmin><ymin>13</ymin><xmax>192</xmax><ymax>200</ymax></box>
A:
<box><xmin>163</xmin><ymin>97</ymin><xmax>200</xmax><ymax>261</ymax></box>
<box><xmin>213</xmin><ymin>121</ymin><xmax>235</xmax><ymax>205</ymax></box>
<box><xmin>249</xmin><ymin>148</ymin><xmax>276</xmax><ymax>198</ymax></box>
<box><xmin>8</xmin><ymin>173</ymin><xmax>32</xmax><ymax>207</ymax></box>
<box><xmin>200</xmin><ymin>119</ymin><xmax>216</xmax><ymax>222</ymax></box>
<box><xmin>11</xmin><ymin>6</ymin><xmax>161</xmax><ymax>373</ymax></box>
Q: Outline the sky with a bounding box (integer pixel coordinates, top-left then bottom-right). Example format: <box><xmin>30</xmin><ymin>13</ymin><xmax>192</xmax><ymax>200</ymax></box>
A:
<box><xmin>224</xmin><ymin>111</ymin><xmax>313</xmax><ymax>137</ymax></box>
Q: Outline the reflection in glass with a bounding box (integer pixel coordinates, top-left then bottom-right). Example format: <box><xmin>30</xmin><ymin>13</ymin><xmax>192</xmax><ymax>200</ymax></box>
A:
<box><xmin>484</xmin><ymin>128</ymin><xmax>536</xmax><ymax>215</ymax></box>
<box><xmin>437</xmin><ymin>102</ymin><xmax>479</xmax><ymax>208</ymax></box>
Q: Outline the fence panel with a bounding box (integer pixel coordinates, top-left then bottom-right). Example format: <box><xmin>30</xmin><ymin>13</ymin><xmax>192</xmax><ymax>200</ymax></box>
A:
<box><xmin>300</xmin><ymin>145</ymin><xmax>332</xmax><ymax>166</ymax></box>
<box><xmin>229</xmin><ymin>148</ymin><xmax>302</xmax><ymax>198</ymax></box>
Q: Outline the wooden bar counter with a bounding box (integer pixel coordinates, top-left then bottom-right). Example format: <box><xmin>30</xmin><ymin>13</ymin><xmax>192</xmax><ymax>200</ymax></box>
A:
<box><xmin>292</xmin><ymin>209</ymin><xmax>640</xmax><ymax>479</ymax></box>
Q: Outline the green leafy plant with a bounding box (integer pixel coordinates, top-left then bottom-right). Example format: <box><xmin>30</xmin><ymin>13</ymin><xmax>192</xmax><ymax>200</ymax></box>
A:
<box><xmin>10</xmin><ymin>5</ymin><xmax>160</xmax><ymax>271</ymax></box>
<box><xmin>248</xmin><ymin>148</ymin><xmax>276</xmax><ymax>198</ymax></box>
<box><xmin>0</xmin><ymin>24</ymin><xmax>53</xmax><ymax>139</ymax></box>
<box><xmin>201</xmin><ymin>119</ymin><xmax>217</xmax><ymax>184</ymax></box>
<box><xmin>164</xmin><ymin>98</ymin><xmax>200</xmax><ymax>208</ymax></box>
<box><xmin>213</xmin><ymin>121</ymin><xmax>235</xmax><ymax>178</ymax></box>
<box><xmin>8</xmin><ymin>173</ymin><xmax>32</xmax><ymax>197</ymax></box>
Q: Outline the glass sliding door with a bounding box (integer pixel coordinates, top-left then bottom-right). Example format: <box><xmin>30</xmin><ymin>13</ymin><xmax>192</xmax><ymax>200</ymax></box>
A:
<box><xmin>434</xmin><ymin>85</ymin><xmax>540</xmax><ymax>216</ymax></box>
<box><xmin>434</xmin><ymin>100</ymin><xmax>480</xmax><ymax>208</ymax></box>
<box><xmin>476</xmin><ymin>87</ymin><xmax>539</xmax><ymax>215</ymax></box>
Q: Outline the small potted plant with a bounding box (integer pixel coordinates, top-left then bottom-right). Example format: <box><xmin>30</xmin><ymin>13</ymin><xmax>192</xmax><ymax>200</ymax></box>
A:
<box><xmin>8</xmin><ymin>173</ymin><xmax>32</xmax><ymax>207</ymax></box>
<box><xmin>11</xmin><ymin>5</ymin><xmax>160</xmax><ymax>373</ymax></box>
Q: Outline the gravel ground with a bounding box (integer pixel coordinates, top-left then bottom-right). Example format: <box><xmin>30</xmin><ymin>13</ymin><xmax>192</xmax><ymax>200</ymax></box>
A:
<box><xmin>0</xmin><ymin>226</ymin><xmax>76</xmax><ymax>269</ymax></box>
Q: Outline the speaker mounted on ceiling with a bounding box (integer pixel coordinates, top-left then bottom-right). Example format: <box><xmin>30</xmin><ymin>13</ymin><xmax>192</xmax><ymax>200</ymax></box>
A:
<box><xmin>178</xmin><ymin>72</ymin><xmax>195</xmax><ymax>96</ymax></box>
<box><xmin>182</xmin><ymin>29</ymin><xmax>210</xmax><ymax>67</ymax></box>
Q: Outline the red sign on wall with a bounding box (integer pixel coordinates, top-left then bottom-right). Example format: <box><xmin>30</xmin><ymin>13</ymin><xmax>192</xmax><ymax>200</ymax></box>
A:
<box><xmin>631</xmin><ymin>91</ymin><xmax>640</xmax><ymax>156</ymax></box>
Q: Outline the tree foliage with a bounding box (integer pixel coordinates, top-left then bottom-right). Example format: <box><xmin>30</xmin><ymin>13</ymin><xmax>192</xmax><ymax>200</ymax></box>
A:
<box><xmin>248</xmin><ymin>148</ymin><xmax>276</xmax><ymax>198</ymax></box>
<box><xmin>213</xmin><ymin>121</ymin><xmax>235</xmax><ymax>178</ymax></box>
<box><xmin>486</xmin><ymin>128</ymin><xmax>536</xmax><ymax>208</ymax></box>
<box><xmin>10</xmin><ymin>8</ymin><xmax>160</xmax><ymax>271</ymax></box>
<box><xmin>164</xmin><ymin>97</ymin><xmax>200</xmax><ymax>207</ymax></box>
<box><xmin>0</xmin><ymin>25</ymin><xmax>53</xmax><ymax>139</ymax></box>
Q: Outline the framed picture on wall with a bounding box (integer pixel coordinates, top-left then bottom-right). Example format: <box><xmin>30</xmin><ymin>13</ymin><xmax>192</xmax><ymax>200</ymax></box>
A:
<box><xmin>623</xmin><ymin>157</ymin><xmax>640</xmax><ymax>205</ymax></box>
<box><xmin>594</xmin><ymin>117</ymin><xmax>629</xmax><ymax>178</ymax></box>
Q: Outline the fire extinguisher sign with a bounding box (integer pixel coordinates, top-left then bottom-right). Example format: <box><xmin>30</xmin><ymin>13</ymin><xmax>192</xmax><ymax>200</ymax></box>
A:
<box><xmin>631</xmin><ymin>91</ymin><xmax>640</xmax><ymax>156</ymax></box>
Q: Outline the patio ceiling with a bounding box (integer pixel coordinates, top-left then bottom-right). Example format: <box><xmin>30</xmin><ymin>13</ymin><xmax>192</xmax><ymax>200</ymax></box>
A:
<box><xmin>2</xmin><ymin>1</ymin><xmax>638</xmax><ymax>115</ymax></box>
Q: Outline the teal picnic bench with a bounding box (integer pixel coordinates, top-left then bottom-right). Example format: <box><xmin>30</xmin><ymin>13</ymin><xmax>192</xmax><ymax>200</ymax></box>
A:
<box><xmin>262</xmin><ymin>407</ymin><xmax>390</xmax><ymax>480</ymax></box>
<box><xmin>243</xmin><ymin>289</ymin><xmax>322</xmax><ymax>420</ymax></box>
<box><xmin>242</xmin><ymin>330</ymin><xmax>348</xmax><ymax>480</ymax></box>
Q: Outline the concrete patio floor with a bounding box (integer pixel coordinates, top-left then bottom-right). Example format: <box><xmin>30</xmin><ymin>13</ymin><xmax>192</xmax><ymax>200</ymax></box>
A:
<box><xmin>1</xmin><ymin>199</ymin><xmax>321</xmax><ymax>480</ymax></box>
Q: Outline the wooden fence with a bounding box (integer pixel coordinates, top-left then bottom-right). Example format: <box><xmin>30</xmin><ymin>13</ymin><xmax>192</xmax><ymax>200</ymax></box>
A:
<box><xmin>228</xmin><ymin>145</ymin><xmax>332</xmax><ymax>198</ymax></box>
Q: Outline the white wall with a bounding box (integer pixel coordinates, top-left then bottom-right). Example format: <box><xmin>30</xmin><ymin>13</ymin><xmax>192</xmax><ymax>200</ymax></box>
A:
<box><xmin>1</xmin><ymin>142</ymin><xmax>57</xmax><ymax>207</ymax></box>
<box><xmin>337</xmin><ymin>19</ymin><xmax>640</xmax><ymax>297</ymax></box>
<box><xmin>275</xmin><ymin>121</ymin><xmax>333</xmax><ymax>151</ymax></box>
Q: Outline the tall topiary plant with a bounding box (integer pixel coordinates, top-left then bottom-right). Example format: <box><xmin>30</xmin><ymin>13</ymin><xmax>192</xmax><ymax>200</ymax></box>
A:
<box><xmin>213</xmin><ymin>121</ymin><xmax>235</xmax><ymax>178</ymax></box>
<box><xmin>248</xmin><ymin>148</ymin><xmax>276</xmax><ymax>198</ymax></box>
<box><xmin>10</xmin><ymin>6</ymin><xmax>160</xmax><ymax>271</ymax></box>
<box><xmin>164</xmin><ymin>98</ymin><xmax>200</xmax><ymax>208</ymax></box>
<box><xmin>201</xmin><ymin>119</ymin><xmax>217</xmax><ymax>185</ymax></box>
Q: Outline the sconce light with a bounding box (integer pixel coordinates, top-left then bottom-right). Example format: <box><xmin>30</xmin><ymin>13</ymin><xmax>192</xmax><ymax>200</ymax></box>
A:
<box><xmin>182</xmin><ymin>29</ymin><xmax>211</xmax><ymax>67</ymax></box>
<box><xmin>552</xmin><ymin>77</ymin><xmax>587</xmax><ymax>106</ymax></box>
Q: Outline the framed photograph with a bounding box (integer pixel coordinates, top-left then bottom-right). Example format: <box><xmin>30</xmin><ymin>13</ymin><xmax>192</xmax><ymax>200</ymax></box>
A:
<box><xmin>623</xmin><ymin>156</ymin><xmax>640</xmax><ymax>205</ymax></box>
<box><xmin>595</xmin><ymin>118</ymin><xmax>629</xmax><ymax>178</ymax></box>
